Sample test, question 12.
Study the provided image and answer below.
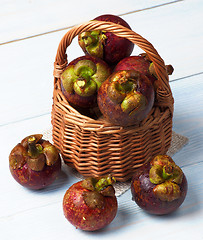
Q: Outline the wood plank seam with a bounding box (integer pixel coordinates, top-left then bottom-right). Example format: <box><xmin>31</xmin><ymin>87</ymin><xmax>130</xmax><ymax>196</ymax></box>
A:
<box><xmin>0</xmin><ymin>0</ymin><xmax>183</xmax><ymax>46</ymax></box>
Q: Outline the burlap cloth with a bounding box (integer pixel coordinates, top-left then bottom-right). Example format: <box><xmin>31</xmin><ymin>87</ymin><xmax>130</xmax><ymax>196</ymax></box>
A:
<box><xmin>43</xmin><ymin>128</ymin><xmax>188</xmax><ymax>196</ymax></box>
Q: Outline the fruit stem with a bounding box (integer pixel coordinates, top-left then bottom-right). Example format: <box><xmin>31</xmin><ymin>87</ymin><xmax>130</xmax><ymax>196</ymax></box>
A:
<box><xmin>166</xmin><ymin>64</ymin><xmax>174</xmax><ymax>75</ymax></box>
<box><xmin>149</xmin><ymin>62</ymin><xmax>174</xmax><ymax>78</ymax></box>
<box><xmin>162</xmin><ymin>164</ymin><xmax>173</xmax><ymax>180</ymax></box>
<box><xmin>77</xmin><ymin>79</ymin><xmax>87</xmax><ymax>88</ymax></box>
<box><xmin>95</xmin><ymin>175</ymin><xmax>116</xmax><ymax>191</ymax></box>
<box><xmin>28</xmin><ymin>136</ymin><xmax>42</xmax><ymax>158</ymax></box>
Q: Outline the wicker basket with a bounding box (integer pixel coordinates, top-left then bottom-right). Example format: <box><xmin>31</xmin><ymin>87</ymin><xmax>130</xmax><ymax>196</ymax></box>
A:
<box><xmin>51</xmin><ymin>20</ymin><xmax>174</xmax><ymax>182</ymax></box>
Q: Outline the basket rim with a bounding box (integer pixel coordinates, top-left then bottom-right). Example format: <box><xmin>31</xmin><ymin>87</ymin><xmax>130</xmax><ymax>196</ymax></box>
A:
<box><xmin>52</xmin><ymin>19</ymin><xmax>174</xmax><ymax>131</ymax></box>
<box><xmin>54</xmin><ymin>20</ymin><xmax>171</xmax><ymax>94</ymax></box>
<box><xmin>52</xmin><ymin>80</ymin><xmax>171</xmax><ymax>134</ymax></box>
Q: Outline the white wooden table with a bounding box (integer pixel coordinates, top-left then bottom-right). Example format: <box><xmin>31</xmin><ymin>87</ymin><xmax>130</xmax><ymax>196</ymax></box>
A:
<box><xmin>1</xmin><ymin>1</ymin><xmax>203</xmax><ymax>239</ymax></box>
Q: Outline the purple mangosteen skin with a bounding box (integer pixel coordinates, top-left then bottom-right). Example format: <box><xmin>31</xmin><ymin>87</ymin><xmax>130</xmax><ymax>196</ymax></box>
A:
<box><xmin>63</xmin><ymin>178</ymin><xmax>118</xmax><ymax>231</ymax></box>
<box><xmin>10</xmin><ymin>159</ymin><xmax>61</xmax><ymax>190</ymax></box>
<box><xmin>114</xmin><ymin>55</ymin><xmax>156</xmax><ymax>84</ymax></box>
<box><xmin>79</xmin><ymin>14</ymin><xmax>134</xmax><ymax>66</ymax></box>
<box><xmin>94</xmin><ymin>15</ymin><xmax>134</xmax><ymax>65</ymax></box>
<box><xmin>97</xmin><ymin>70</ymin><xmax>154</xmax><ymax>127</ymax></box>
<box><xmin>131</xmin><ymin>163</ymin><xmax>188</xmax><ymax>215</ymax></box>
<box><xmin>9</xmin><ymin>135</ymin><xmax>61</xmax><ymax>190</ymax></box>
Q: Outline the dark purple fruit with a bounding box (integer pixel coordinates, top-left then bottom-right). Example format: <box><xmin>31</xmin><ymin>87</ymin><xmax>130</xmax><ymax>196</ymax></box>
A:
<box><xmin>78</xmin><ymin>14</ymin><xmax>134</xmax><ymax>65</ymax></box>
<box><xmin>131</xmin><ymin>155</ymin><xmax>188</xmax><ymax>215</ymax></box>
<box><xmin>97</xmin><ymin>70</ymin><xmax>154</xmax><ymax>126</ymax></box>
<box><xmin>63</xmin><ymin>176</ymin><xmax>118</xmax><ymax>231</ymax></box>
<box><xmin>114</xmin><ymin>54</ymin><xmax>174</xmax><ymax>85</ymax></box>
<box><xmin>9</xmin><ymin>134</ymin><xmax>61</xmax><ymax>190</ymax></box>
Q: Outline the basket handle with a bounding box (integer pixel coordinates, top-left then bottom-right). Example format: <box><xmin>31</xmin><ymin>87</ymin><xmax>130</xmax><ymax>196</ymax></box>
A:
<box><xmin>54</xmin><ymin>20</ymin><xmax>174</xmax><ymax>113</ymax></box>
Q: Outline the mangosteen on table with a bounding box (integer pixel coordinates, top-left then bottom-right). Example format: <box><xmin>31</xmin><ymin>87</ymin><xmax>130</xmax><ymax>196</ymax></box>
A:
<box><xmin>63</xmin><ymin>175</ymin><xmax>118</xmax><ymax>231</ymax></box>
<box><xmin>9</xmin><ymin>134</ymin><xmax>61</xmax><ymax>190</ymax></box>
<box><xmin>131</xmin><ymin>155</ymin><xmax>188</xmax><ymax>215</ymax></box>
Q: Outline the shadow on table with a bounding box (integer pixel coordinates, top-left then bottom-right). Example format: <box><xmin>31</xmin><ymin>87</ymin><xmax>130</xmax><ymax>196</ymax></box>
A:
<box><xmin>84</xmin><ymin>182</ymin><xmax>201</xmax><ymax>236</ymax></box>
<box><xmin>82</xmin><ymin>207</ymin><xmax>139</xmax><ymax>236</ymax></box>
<box><xmin>26</xmin><ymin>169</ymin><xmax>69</xmax><ymax>194</ymax></box>
<box><xmin>152</xmin><ymin>184</ymin><xmax>201</xmax><ymax>220</ymax></box>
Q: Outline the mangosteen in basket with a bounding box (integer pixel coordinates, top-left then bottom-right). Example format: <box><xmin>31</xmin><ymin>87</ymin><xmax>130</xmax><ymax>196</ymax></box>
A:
<box><xmin>131</xmin><ymin>155</ymin><xmax>188</xmax><ymax>215</ymax></box>
<box><xmin>61</xmin><ymin>55</ymin><xmax>111</xmax><ymax>109</ymax></box>
<box><xmin>97</xmin><ymin>70</ymin><xmax>155</xmax><ymax>126</ymax></box>
<box><xmin>78</xmin><ymin>14</ymin><xmax>134</xmax><ymax>65</ymax></box>
<box><xmin>114</xmin><ymin>53</ymin><xmax>174</xmax><ymax>85</ymax></box>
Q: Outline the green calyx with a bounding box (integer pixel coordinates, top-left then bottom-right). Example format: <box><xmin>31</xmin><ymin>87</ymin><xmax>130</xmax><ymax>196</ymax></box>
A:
<box><xmin>95</xmin><ymin>175</ymin><xmax>116</xmax><ymax>192</ymax></box>
<box><xmin>149</xmin><ymin>62</ymin><xmax>157</xmax><ymax>78</ymax></box>
<box><xmin>153</xmin><ymin>181</ymin><xmax>181</xmax><ymax>202</ymax></box>
<box><xmin>81</xmin><ymin>175</ymin><xmax>116</xmax><ymax>209</ymax></box>
<box><xmin>149</xmin><ymin>155</ymin><xmax>183</xmax><ymax>202</ymax></box>
<box><xmin>27</xmin><ymin>137</ymin><xmax>59</xmax><ymax>171</ymax></box>
<box><xmin>82</xmin><ymin>191</ymin><xmax>105</xmax><ymax>209</ymax></box>
<box><xmin>9</xmin><ymin>134</ymin><xmax>59</xmax><ymax>172</ymax></box>
<box><xmin>9</xmin><ymin>135</ymin><xmax>43</xmax><ymax>170</ymax></box>
<box><xmin>61</xmin><ymin>59</ymin><xmax>110</xmax><ymax>97</ymax></box>
<box><xmin>82</xmin><ymin>175</ymin><xmax>116</xmax><ymax>193</ymax></box>
<box><xmin>121</xmin><ymin>92</ymin><xmax>147</xmax><ymax>115</ymax></box>
<box><xmin>79</xmin><ymin>30</ymin><xmax>106</xmax><ymax>59</ymax></box>
<box><xmin>149</xmin><ymin>164</ymin><xmax>164</xmax><ymax>184</ymax></box>
<box><xmin>149</xmin><ymin>62</ymin><xmax>174</xmax><ymax>78</ymax></box>
<box><xmin>74</xmin><ymin>59</ymin><xmax>97</xmax><ymax>77</ymax></box>
<box><xmin>107</xmin><ymin>70</ymin><xmax>147</xmax><ymax>115</ymax></box>
<box><xmin>73</xmin><ymin>78</ymin><xmax>97</xmax><ymax>97</ymax></box>
<box><xmin>9</xmin><ymin>143</ymin><xmax>27</xmax><ymax>170</ymax></box>
<box><xmin>81</xmin><ymin>31</ymin><xmax>98</xmax><ymax>46</ymax></box>
<box><xmin>42</xmin><ymin>141</ymin><xmax>59</xmax><ymax>166</ymax></box>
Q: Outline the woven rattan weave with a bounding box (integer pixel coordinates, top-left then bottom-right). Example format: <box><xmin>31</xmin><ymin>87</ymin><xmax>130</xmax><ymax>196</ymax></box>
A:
<box><xmin>51</xmin><ymin>20</ymin><xmax>174</xmax><ymax>182</ymax></box>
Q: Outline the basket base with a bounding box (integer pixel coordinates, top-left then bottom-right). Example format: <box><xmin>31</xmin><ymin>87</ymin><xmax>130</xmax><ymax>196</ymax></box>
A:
<box><xmin>61</xmin><ymin>138</ymin><xmax>171</xmax><ymax>182</ymax></box>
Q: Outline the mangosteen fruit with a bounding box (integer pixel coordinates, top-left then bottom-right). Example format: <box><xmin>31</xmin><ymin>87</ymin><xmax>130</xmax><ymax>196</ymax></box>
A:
<box><xmin>97</xmin><ymin>69</ymin><xmax>154</xmax><ymax>126</ymax></box>
<box><xmin>61</xmin><ymin>55</ymin><xmax>111</xmax><ymax>108</ymax></box>
<box><xmin>131</xmin><ymin>155</ymin><xmax>188</xmax><ymax>215</ymax></box>
<box><xmin>63</xmin><ymin>175</ymin><xmax>118</xmax><ymax>231</ymax></box>
<box><xmin>9</xmin><ymin>134</ymin><xmax>61</xmax><ymax>190</ymax></box>
<box><xmin>78</xmin><ymin>14</ymin><xmax>134</xmax><ymax>65</ymax></box>
<box><xmin>114</xmin><ymin>53</ymin><xmax>174</xmax><ymax>85</ymax></box>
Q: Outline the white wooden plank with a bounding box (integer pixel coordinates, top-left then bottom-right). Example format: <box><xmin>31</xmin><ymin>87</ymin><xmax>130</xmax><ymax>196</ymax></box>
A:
<box><xmin>122</xmin><ymin>0</ymin><xmax>203</xmax><ymax>80</ymax></box>
<box><xmin>1</xmin><ymin>0</ymin><xmax>178</xmax><ymax>44</ymax></box>
<box><xmin>1</xmin><ymin>159</ymin><xmax>202</xmax><ymax>240</ymax></box>
<box><xmin>0</xmin><ymin>111</ymin><xmax>202</xmax><ymax>235</ymax></box>
<box><xmin>0</xmin><ymin>30</ymin><xmax>83</xmax><ymax>126</ymax></box>
<box><xmin>0</xmin><ymin>79</ymin><xmax>202</xmax><ymax>239</ymax></box>
<box><xmin>0</xmin><ymin>0</ymin><xmax>202</xmax><ymax>125</ymax></box>
<box><xmin>169</xmin><ymin>74</ymin><xmax>203</xmax><ymax>167</ymax></box>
